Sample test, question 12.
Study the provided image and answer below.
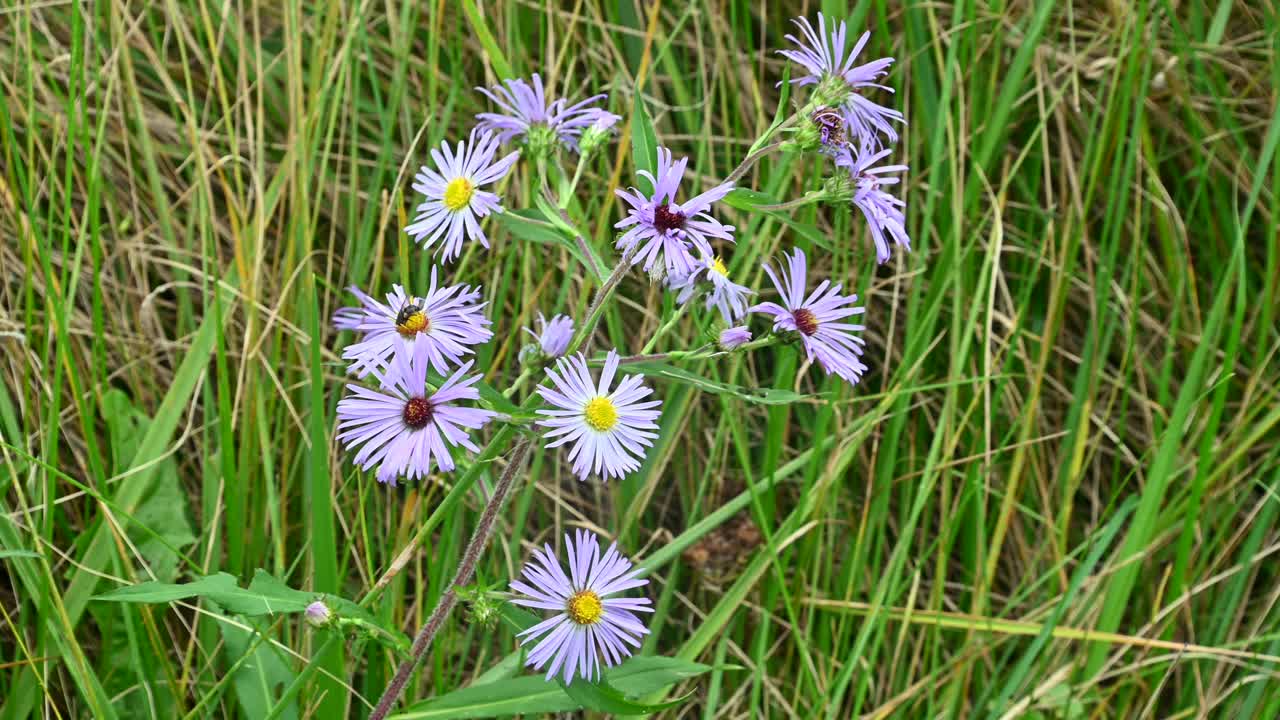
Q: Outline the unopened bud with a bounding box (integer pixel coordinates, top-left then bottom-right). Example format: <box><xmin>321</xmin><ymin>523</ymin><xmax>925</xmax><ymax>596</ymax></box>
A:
<box><xmin>304</xmin><ymin>600</ymin><xmax>332</xmax><ymax>628</ymax></box>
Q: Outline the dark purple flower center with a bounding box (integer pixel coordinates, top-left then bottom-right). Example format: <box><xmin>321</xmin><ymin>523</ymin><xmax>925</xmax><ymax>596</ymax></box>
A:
<box><xmin>653</xmin><ymin>204</ymin><xmax>686</xmax><ymax>234</ymax></box>
<box><xmin>402</xmin><ymin>397</ymin><xmax>433</xmax><ymax>428</ymax></box>
<box><xmin>793</xmin><ymin>308</ymin><xmax>820</xmax><ymax>336</ymax></box>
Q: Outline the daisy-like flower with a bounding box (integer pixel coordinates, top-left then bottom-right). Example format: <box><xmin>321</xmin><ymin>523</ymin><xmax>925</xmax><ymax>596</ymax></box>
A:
<box><xmin>615</xmin><ymin>147</ymin><xmax>735</xmax><ymax>278</ymax></box>
<box><xmin>510</xmin><ymin>529</ymin><xmax>653</xmax><ymax>683</ymax></box>
<box><xmin>750</xmin><ymin>248</ymin><xmax>868</xmax><ymax>384</ymax></box>
<box><xmin>406</xmin><ymin>128</ymin><xmax>519</xmax><ymax>262</ymax></box>
<box><xmin>476</xmin><ymin>74</ymin><xmax>609</xmax><ymax>153</ymax></box>
<box><xmin>524</xmin><ymin>313</ymin><xmax>575</xmax><ymax>359</ymax></box>
<box><xmin>779</xmin><ymin>14</ymin><xmax>904</xmax><ymax>146</ymax></box>
<box><xmin>718</xmin><ymin>326</ymin><xmax>752</xmax><ymax>351</ymax></box>
<box><xmin>536</xmin><ymin>350</ymin><xmax>662</xmax><ymax>481</ymax></box>
<box><xmin>336</xmin><ymin>346</ymin><xmax>495</xmax><ymax>485</ymax></box>
<box><xmin>338</xmin><ymin>270</ymin><xmax>493</xmax><ymax>380</ymax></box>
<box><xmin>669</xmin><ymin>253</ymin><xmax>754</xmax><ymax>323</ymax></box>
<box><xmin>835</xmin><ymin>141</ymin><xmax>910</xmax><ymax>263</ymax></box>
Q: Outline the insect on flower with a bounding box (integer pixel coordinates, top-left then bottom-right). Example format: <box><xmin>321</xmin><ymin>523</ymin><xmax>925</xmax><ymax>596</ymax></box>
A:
<box><xmin>338</xmin><ymin>271</ymin><xmax>493</xmax><ymax>381</ymax></box>
<box><xmin>779</xmin><ymin>13</ymin><xmax>904</xmax><ymax>147</ymax></box>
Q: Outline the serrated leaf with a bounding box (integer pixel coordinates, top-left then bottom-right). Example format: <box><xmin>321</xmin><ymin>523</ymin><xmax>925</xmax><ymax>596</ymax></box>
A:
<box><xmin>102</xmin><ymin>389</ymin><xmax>196</xmax><ymax>583</ymax></box>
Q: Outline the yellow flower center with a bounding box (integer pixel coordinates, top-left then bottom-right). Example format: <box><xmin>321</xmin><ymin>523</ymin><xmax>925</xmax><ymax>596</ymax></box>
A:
<box><xmin>442</xmin><ymin>177</ymin><xmax>475</xmax><ymax>211</ymax></box>
<box><xmin>710</xmin><ymin>256</ymin><xmax>729</xmax><ymax>277</ymax></box>
<box><xmin>396</xmin><ymin>311</ymin><xmax>429</xmax><ymax>337</ymax></box>
<box><xmin>566</xmin><ymin>590</ymin><xmax>604</xmax><ymax>625</ymax></box>
<box><xmin>583</xmin><ymin>396</ymin><xmax>619</xmax><ymax>432</ymax></box>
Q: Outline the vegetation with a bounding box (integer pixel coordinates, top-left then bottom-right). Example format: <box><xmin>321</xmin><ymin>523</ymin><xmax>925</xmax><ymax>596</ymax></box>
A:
<box><xmin>1</xmin><ymin>1</ymin><xmax>1278</xmax><ymax>717</ymax></box>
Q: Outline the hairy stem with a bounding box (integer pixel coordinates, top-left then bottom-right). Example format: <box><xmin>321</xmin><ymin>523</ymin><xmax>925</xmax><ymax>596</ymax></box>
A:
<box><xmin>640</xmin><ymin>302</ymin><xmax>691</xmax><ymax>354</ymax></box>
<box><xmin>568</xmin><ymin>245</ymin><xmax>638</xmax><ymax>356</ymax></box>
<box><xmin>755</xmin><ymin>194</ymin><xmax>823</xmax><ymax>212</ymax></box>
<box><xmin>724</xmin><ymin>141</ymin><xmax>783</xmax><ymax>186</ymax></box>
<box><xmin>367</xmin><ymin>438</ymin><xmax>533</xmax><ymax>720</ymax></box>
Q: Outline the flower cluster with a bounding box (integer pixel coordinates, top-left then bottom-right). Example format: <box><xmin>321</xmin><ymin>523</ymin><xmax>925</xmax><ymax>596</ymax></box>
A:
<box><xmin>329</xmin><ymin>12</ymin><xmax>911</xmax><ymax>692</ymax></box>
<box><xmin>783</xmin><ymin>12</ymin><xmax>912</xmax><ymax>264</ymax></box>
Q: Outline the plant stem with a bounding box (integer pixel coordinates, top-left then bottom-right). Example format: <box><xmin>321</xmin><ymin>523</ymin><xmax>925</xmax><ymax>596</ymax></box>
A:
<box><xmin>640</xmin><ymin>302</ymin><xmax>691</xmax><ymax>354</ymax></box>
<box><xmin>755</xmin><ymin>194</ymin><xmax>822</xmax><ymax>212</ymax></box>
<box><xmin>724</xmin><ymin>140</ymin><xmax>783</xmax><ymax>186</ymax></box>
<box><xmin>568</xmin><ymin>245</ymin><xmax>637</xmax><ymax>356</ymax></box>
<box><xmin>367</xmin><ymin>438</ymin><xmax>533</xmax><ymax>720</ymax></box>
<box><xmin>559</xmin><ymin>152</ymin><xmax>588</xmax><ymax>208</ymax></box>
<box><xmin>502</xmin><ymin>366</ymin><xmax>535</xmax><ymax>398</ymax></box>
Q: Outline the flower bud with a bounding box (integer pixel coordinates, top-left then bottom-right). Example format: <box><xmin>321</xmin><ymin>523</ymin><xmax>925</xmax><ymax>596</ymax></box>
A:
<box><xmin>718</xmin><ymin>326</ymin><xmax>752</xmax><ymax>351</ymax></box>
<box><xmin>304</xmin><ymin>600</ymin><xmax>332</xmax><ymax>628</ymax></box>
<box><xmin>577</xmin><ymin>111</ymin><xmax>621</xmax><ymax>157</ymax></box>
<box><xmin>518</xmin><ymin>342</ymin><xmax>544</xmax><ymax>366</ymax></box>
<box><xmin>522</xmin><ymin>124</ymin><xmax>560</xmax><ymax>162</ymax></box>
<box><xmin>809</xmin><ymin>74</ymin><xmax>852</xmax><ymax>110</ymax></box>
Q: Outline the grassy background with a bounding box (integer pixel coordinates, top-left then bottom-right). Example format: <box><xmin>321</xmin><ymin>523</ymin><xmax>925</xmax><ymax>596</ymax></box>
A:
<box><xmin>3</xmin><ymin>0</ymin><xmax>1279</xmax><ymax>717</ymax></box>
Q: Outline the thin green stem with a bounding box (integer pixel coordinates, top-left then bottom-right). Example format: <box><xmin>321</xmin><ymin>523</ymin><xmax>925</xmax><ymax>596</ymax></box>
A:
<box><xmin>641</xmin><ymin>302</ymin><xmax>692</xmax><ymax>354</ymax></box>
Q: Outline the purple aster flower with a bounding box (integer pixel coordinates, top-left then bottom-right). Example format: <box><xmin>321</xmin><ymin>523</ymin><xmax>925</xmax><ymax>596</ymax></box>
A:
<box><xmin>779</xmin><ymin>14</ymin><xmax>904</xmax><ymax>146</ymax></box>
<box><xmin>535</xmin><ymin>350</ymin><xmax>662</xmax><ymax>481</ymax></box>
<box><xmin>336</xmin><ymin>346</ymin><xmax>496</xmax><ymax>485</ymax></box>
<box><xmin>669</xmin><ymin>253</ymin><xmax>754</xmax><ymax>323</ymax></box>
<box><xmin>510</xmin><ymin>529</ymin><xmax>652</xmax><ymax>683</ymax></box>
<box><xmin>338</xmin><ymin>270</ymin><xmax>493</xmax><ymax>380</ymax></box>
<box><xmin>406</xmin><ymin>128</ymin><xmax>519</xmax><ymax>262</ymax></box>
<box><xmin>614</xmin><ymin>147</ymin><xmax>735</xmax><ymax>278</ymax></box>
<box><xmin>476</xmin><ymin>74</ymin><xmax>609</xmax><ymax>151</ymax></box>
<box><xmin>835</xmin><ymin>141</ymin><xmax>910</xmax><ymax>263</ymax></box>
<box><xmin>524</xmin><ymin>313</ymin><xmax>575</xmax><ymax>359</ymax></box>
<box><xmin>332</xmin><ymin>304</ymin><xmax>365</xmax><ymax>331</ymax></box>
<box><xmin>718</xmin><ymin>326</ymin><xmax>752</xmax><ymax>351</ymax></box>
<box><xmin>750</xmin><ymin>248</ymin><xmax>868</xmax><ymax>385</ymax></box>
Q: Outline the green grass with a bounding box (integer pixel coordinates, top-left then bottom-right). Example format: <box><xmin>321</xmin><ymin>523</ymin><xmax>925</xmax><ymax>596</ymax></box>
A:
<box><xmin>3</xmin><ymin>0</ymin><xmax>1279</xmax><ymax>717</ymax></box>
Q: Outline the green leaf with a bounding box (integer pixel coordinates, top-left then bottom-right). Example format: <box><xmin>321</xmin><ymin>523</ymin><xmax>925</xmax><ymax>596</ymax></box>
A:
<box><xmin>722</xmin><ymin>187</ymin><xmax>778</xmax><ymax>210</ymax></box>
<box><xmin>494</xmin><ymin>209</ymin><xmax>565</xmax><ymax>246</ymax></box>
<box><xmin>220</xmin><ymin>617</ymin><xmax>299</xmax><ymax>720</ymax></box>
<box><xmin>560</xmin><ymin>673</ymin><xmax>694</xmax><ymax>715</ymax></box>
<box><xmin>494</xmin><ymin>210</ymin><xmax>603</xmax><ymax>282</ymax></box>
<box><xmin>0</xmin><ymin>549</ymin><xmax>41</xmax><ymax>560</ymax></box>
<box><xmin>458</xmin><ymin>0</ymin><xmax>514</xmax><ymax>80</ymax></box>
<box><xmin>626</xmin><ymin>361</ymin><xmax>814</xmax><ymax>405</ymax></box>
<box><xmin>630</xmin><ymin>92</ymin><xmax>658</xmax><ymax>194</ymax></box>
<box><xmin>94</xmin><ymin>569</ymin><xmax>381</xmax><ymax>627</ymax></box>
<box><xmin>721</xmin><ymin>188</ymin><xmax>833</xmax><ymax>251</ymax></box>
<box><xmin>391</xmin><ymin>657</ymin><xmax>711</xmax><ymax>720</ymax></box>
